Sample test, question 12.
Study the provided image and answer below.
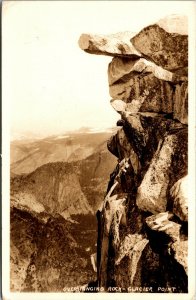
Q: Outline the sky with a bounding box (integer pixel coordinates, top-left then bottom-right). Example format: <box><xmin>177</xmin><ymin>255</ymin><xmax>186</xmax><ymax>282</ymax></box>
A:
<box><xmin>2</xmin><ymin>0</ymin><xmax>195</xmax><ymax>139</ymax></box>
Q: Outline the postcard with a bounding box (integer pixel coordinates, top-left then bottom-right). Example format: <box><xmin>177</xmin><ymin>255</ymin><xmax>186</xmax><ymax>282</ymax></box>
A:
<box><xmin>1</xmin><ymin>1</ymin><xmax>195</xmax><ymax>299</ymax></box>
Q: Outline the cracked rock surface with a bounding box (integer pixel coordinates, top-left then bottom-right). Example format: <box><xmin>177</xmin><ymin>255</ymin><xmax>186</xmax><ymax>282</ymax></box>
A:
<box><xmin>80</xmin><ymin>14</ymin><xmax>188</xmax><ymax>293</ymax></box>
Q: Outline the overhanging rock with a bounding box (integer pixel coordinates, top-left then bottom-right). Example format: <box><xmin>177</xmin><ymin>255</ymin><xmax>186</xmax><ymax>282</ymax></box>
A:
<box><xmin>79</xmin><ymin>14</ymin><xmax>188</xmax><ymax>293</ymax></box>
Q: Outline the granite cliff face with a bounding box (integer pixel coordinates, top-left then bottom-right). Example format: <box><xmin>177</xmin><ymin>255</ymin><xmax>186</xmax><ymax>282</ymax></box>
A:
<box><xmin>79</xmin><ymin>15</ymin><xmax>188</xmax><ymax>292</ymax></box>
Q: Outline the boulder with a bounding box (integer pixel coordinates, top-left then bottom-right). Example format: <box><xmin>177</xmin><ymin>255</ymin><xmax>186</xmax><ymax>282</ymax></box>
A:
<box><xmin>136</xmin><ymin>127</ymin><xmax>187</xmax><ymax>215</ymax></box>
<box><xmin>115</xmin><ymin>234</ymin><xmax>149</xmax><ymax>286</ymax></box>
<box><xmin>136</xmin><ymin>134</ymin><xmax>179</xmax><ymax>214</ymax></box>
<box><xmin>146</xmin><ymin>212</ymin><xmax>181</xmax><ymax>244</ymax></box>
<box><xmin>108</xmin><ymin>57</ymin><xmax>188</xmax><ymax>123</ymax></box>
<box><xmin>114</xmin><ymin>235</ymin><xmax>161</xmax><ymax>290</ymax></box>
<box><xmin>122</xmin><ymin>112</ymin><xmax>186</xmax><ymax>167</ymax></box>
<box><xmin>110</xmin><ymin>99</ymin><xmax>127</xmax><ymax>113</ymax></box>
<box><xmin>171</xmin><ymin>240</ymin><xmax>188</xmax><ymax>275</ymax></box>
<box><xmin>170</xmin><ymin>175</ymin><xmax>188</xmax><ymax>222</ymax></box>
<box><xmin>109</xmin><ymin>69</ymin><xmax>188</xmax><ymax>124</ymax></box>
<box><xmin>109</xmin><ymin>73</ymin><xmax>174</xmax><ymax>114</ymax></box>
<box><xmin>108</xmin><ymin>57</ymin><xmax>187</xmax><ymax>86</ymax></box>
<box><xmin>108</xmin><ymin>115</ymin><xmax>187</xmax><ymax>175</ymax></box>
<box><xmin>78</xmin><ymin>32</ymin><xmax>141</xmax><ymax>58</ymax></box>
<box><xmin>131</xmin><ymin>24</ymin><xmax>188</xmax><ymax>71</ymax></box>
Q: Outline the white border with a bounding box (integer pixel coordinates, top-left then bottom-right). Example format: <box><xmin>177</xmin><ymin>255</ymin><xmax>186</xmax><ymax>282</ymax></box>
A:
<box><xmin>2</xmin><ymin>1</ymin><xmax>196</xmax><ymax>300</ymax></box>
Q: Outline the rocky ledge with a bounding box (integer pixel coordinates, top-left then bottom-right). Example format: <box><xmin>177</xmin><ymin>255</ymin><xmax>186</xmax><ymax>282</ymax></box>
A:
<box><xmin>79</xmin><ymin>15</ymin><xmax>188</xmax><ymax>292</ymax></box>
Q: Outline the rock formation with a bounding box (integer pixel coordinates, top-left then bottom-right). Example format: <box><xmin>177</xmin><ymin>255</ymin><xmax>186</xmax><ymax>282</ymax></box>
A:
<box><xmin>79</xmin><ymin>15</ymin><xmax>188</xmax><ymax>293</ymax></box>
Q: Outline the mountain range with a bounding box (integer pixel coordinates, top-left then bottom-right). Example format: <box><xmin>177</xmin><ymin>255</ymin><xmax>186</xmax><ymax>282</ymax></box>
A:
<box><xmin>10</xmin><ymin>129</ymin><xmax>118</xmax><ymax>291</ymax></box>
<box><xmin>11</xmin><ymin>129</ymin><xmax>116</xmax><ymax>175</ymax></box>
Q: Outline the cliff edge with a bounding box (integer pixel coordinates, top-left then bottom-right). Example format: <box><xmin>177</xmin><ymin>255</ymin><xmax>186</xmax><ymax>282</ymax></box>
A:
<box><xmin>79</xmin><ymin>15</ymin><xmax>188</xmax><ymax>292</ymax></box>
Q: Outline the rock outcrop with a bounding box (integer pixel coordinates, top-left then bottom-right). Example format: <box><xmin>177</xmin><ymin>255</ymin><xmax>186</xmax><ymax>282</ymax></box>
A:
<box><xmin>78</xmin><ymin>32</ymin><xmax>141</xmax><ymax>58</ymax></box>
<box><xmin>79</xmin><ymin>15</ymin><xmax>188</xmax><ymax>293</ymax></box>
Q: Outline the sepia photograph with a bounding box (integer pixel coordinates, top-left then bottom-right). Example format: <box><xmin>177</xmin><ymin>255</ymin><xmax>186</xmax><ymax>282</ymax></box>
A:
<box><xmin>1</xmin><ymin>1</ymin><xmax>196</xmax><ymax>299</ymax></box>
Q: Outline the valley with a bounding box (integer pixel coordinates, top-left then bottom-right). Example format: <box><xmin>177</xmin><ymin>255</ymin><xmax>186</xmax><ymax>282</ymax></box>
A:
<box><xmin>10</xmin><ymin>130</ymin><xmax>117</xmax><ymax>291</ymax></box>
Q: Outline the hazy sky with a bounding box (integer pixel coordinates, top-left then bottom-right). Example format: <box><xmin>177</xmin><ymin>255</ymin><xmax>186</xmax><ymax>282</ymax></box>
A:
<box><xmin>2</xmin><ymin>1</ymin><xmax>194</xmax><ymax>138</ymax></box>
